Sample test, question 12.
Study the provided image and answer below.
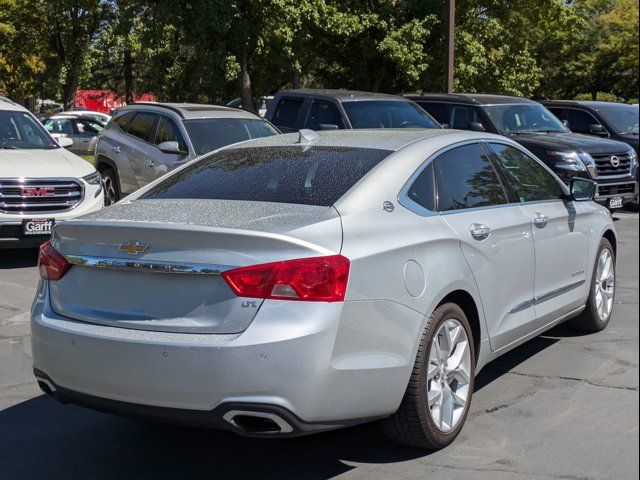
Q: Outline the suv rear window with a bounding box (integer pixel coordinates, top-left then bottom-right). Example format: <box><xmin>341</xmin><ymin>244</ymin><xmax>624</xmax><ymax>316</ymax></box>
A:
<box><xmin>141</xmin><ymin>146</ymin><xmax>391</xmax><ymax>206</ymax></box>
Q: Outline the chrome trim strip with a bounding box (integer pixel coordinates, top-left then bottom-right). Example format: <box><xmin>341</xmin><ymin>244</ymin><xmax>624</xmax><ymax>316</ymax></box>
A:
<box><xmin>64</xmin><ymin>255</ymin><xmax>235</xmax><ymax>275</ymax></box>
<box><xmin>508</xmin><ymin>299</ymin><xmax>534</xmax><ymax>314</ymax></box>
<box><xmin>534</xmin><ymin>280</ymin><xmax>585</xmax><ymax>305</ymax></box>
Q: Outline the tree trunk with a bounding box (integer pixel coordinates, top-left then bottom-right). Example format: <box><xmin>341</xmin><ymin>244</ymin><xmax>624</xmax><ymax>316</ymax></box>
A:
<box><xmin>371</xmin><ymin>70</ymin><xmax>385</xmax><ymax>93</ymax></box>
<box><xmin>124</xmin><ymin>47</ymin><xmax>134</xmax><ymax>104</ymax></box>
<box><xmin>238</xmin><ymin>51</ymin><xmax>255</xmax><ymax>112</ymax></box>
<box><xmin>62</xmin><ymin>63</ymin><xmax>81</xmax><ymax>110</ymax></box>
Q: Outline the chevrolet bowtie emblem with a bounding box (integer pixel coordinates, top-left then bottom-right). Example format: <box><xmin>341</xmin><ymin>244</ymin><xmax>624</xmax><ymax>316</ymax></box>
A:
<box><xmin>119</xmin><ymin>241</ymin><xmax>150</xmax><ymax>255</ymax></box>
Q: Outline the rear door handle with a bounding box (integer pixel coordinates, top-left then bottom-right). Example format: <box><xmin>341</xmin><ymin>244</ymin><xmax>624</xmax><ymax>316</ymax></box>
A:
<box><xmin>533</xmin><ymin>213</ymin><xmax>549</xmax><ymax>229</ymax></box>
<box><xmin>469</xmin><ymin>223</ymin><xmax>491</xmax><ymax>241</ymax></box>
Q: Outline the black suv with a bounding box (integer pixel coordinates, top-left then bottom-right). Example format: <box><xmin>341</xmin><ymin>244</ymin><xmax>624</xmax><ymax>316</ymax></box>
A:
<box><xmin>404</xmin><ymin>93</ymin><xmax>638</xmax><ymax>210</ymax></box>
<box><xmin>265</xmin><ymin>89</ymin><xmax>440</xmax><ymax>133</ymax></box>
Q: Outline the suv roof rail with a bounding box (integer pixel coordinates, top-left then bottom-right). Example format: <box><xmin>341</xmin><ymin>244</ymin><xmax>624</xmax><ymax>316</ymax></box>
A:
<box><xmin>127</xmin><ymin>102</ymin><xmax>186</xmax><ymax>119</ymax></box>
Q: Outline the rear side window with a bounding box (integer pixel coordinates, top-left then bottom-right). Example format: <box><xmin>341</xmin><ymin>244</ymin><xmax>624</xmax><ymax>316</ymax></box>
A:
<box><xmin>141</xmin><ymin>146</ymin><xmax>391</xmax><ymax>206</ymax></box>
<box><xmin>488</xmin><ymin>143</ymin><xmax>564</xmax><ymax>202</ymax></box>
<box><xmin>155</xmin><ymin>116</ymin><xmax>187</xmax><ymax>151</ymax></box>
<box><xmin>449</xmin><ymin>105</ymin><xmax>484</xmax><ymax>130</ymax></box>
<box><xmin>304</xmin><ymin>100</ymin><xmax>345</xmax><ymax>130</ymax></box>
<box><xmin>567</xmin><ymin>109</ymin><xmax>598</xmax><ymax>134</ymax></box>
<box><xmin>127</xmin><ymin>112</ymin><xmax>157</xmax><ymax>141</ymax></box>
<box><xmin>114</xmin><ymin>111</ymin><xmax>135</xmax><ymax>131</ymax></box>
<box><xmin>417</xmin><ymin>102</ymin><xmax>449</xmax><ymax>124</ymax></box>
<box><xmin>434</xmin><ymin>143</ymin><xmax>508</xmax><ymax>211</ymax></box>
<box><xmin>271</xmin><ymin>98</ymin><xmax>303</xmax><ymax>129</ymax></box>
<box><xmin>407</xmin><ymin>162</ymin><xmax>436</xmax><ymax>211</ymax></box>
<box><xmin>184</xmin><ymin>118</ymin><xmax>278</xmax><ymax>155</ymax></box>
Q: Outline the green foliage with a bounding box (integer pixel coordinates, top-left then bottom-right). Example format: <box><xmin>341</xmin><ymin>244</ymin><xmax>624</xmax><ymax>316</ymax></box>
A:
<box><xmin>0</xmin><ymin>0</ymin><xmax>638</xmax><ymax>107</ymax></box>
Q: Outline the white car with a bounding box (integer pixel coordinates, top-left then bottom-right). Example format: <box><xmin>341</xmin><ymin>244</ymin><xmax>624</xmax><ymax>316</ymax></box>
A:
<box><xmin>63</xmin><ymin>110</ymin><xmax>112</xmax><ymax>125</ymax></box>
<box><xmin>0</xmin><ymin>97</ymin><xmax>104</xmax><ymax>248</ymax></box>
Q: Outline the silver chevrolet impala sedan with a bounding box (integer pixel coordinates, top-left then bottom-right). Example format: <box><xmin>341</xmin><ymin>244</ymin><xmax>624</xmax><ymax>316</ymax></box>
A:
<box><xmin>31</xmin><ymin>129</ymin><xmax>617</xmax><ymax>449</ymax></box>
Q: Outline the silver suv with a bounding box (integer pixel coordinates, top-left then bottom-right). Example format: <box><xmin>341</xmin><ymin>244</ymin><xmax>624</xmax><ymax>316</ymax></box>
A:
<box><xmin>94</xmin><ymin>103</ymin><xmax>279</xmax><ymax>204</ymax></box>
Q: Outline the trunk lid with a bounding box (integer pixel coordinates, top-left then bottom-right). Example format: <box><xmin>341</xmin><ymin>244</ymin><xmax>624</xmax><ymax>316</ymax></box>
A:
<box><xmin>49</xmin><ymin>199</ymin><xmax>342</xmax><ymax>334</ymax></box>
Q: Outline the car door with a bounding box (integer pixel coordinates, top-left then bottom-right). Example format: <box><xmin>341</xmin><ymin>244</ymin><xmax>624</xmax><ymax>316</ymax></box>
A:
<box><xmin>434</xmin><ymin>142</ymin><xmax>537</xmax><ymax>351</ymax></box>
<box><xmin>145</xmin><ymin>115</ymin><xmax>190</xmax><ymax>184</ymax></box>
<box><xmin>123</xmin><ymin>111</ymin><xmax>158</xmax><ymax>187</ymax></box>
<box><xmin>269</xmin><ymin>96</ymin><xmax>308</xmax><ymax>133</ymax></box>
<box><xmin>487</xmin><ymin>142</ymin><xmax>590</xmax><ymax>326</ymax></box>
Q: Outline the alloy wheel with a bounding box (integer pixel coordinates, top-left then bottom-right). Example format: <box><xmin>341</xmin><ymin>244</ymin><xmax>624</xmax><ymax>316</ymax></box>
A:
<box><xmin>427</xmin><ymin>318</ymin><xmax>472</xmax><ymax>432</ymax></box>
<box><xmin>594</xmin><ymin>248</ymin><xmax>615</xmax><ymax>322</ymax></box>
<box><xmin>102</xmin><ymin>174</ymin><xmax>117</xmax><ymax>206</ymax></box>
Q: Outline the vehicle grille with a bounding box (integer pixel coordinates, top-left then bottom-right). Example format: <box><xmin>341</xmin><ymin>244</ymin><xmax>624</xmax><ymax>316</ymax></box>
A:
<box><xmin>592</xmin><ymin>153</ymin><xmax>632</xmax><ymax>177</ymax></box>
<box><xmin>598</xmin><ymin>183</ymin><xmax>636</xmax><ymax>196</ymax></box>
<box><xmin>0</xmin><ymin>178</ymin><xmax>83</xmax><ymax>214</ymax></box>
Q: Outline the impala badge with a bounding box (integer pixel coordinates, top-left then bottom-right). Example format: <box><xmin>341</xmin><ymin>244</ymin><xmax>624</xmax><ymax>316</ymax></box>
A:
<box><xmin>119</xmin><ymin>241</ymin><xmax>150</xmax><ymax>255</ymax></box>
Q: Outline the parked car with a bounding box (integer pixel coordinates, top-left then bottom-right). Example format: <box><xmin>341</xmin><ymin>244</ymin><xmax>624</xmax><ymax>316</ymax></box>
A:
<box><xmin>33</xmin><ymin>128</ymin><xmax>616</xmax><ymax>450</ymax></box>
<box><xmin>265</xmin><ymin>89</ymin><xmax>441</xmax><ymax>133</ymax></box>
<box><xmin>226</xmin><ymin>96</ymin><xmax>273</xmax><ymax>117</ymax></box>
<box><xmin>42</xmin><ymin>114</ymin><xmax>104</xmax><ymax>155</ymax></box>
<box><xmin>94</xmin><ymin>102</ymin><xmax>280</xmax><ymax>205</ymax></box>
<box><xmin>405</xmin><ymin>93</ymin><xmax>638</xmax><ymax>210</ymax></box>
<box><xmin>542</xmin><ymin>100</ymin><xmax>639</xmax><ymax>209</ymax></box>
<box><xmin>64</xmin><ymin>109</ymin><xmax>112</xmax><ymax>126</ymax></box>
<box><xmin>0</xmin><ymin>97</ymin><xmax>103</xmax><ymax>248</ymax></box>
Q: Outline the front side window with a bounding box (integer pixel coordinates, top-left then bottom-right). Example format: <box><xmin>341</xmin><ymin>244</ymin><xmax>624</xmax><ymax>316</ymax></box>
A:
<box><xmin>434</xmin><ymin>143</ymin><xmax>508</xmax><ymax>211</ymax></box>
<box><xmin>271</xmin><ymin>98</ymin><xmax>303</xmax><ymax>129</ymax></box>
<box><xmin>184</xmin><ymin>118</ymin><xmax>278</xmax><ymax>155</ymax></box>
<box><xmin>488</xmin><ymin>143</ymin><xmax>564</xmax><ymax>203</ymax></box>
<box><xmin>155</xmin><ymin>116</ymin><xmax>187</xmax><ymax>151</ymax></box>
<box><xmin>342</xmin><ymin>101</ymin><xmax>440</xmax><ymax>129</ymax></box>
<box><xmin>0</xmin><ymin>111</ymin><xmax>57</xmax><ymax>149</ymax></box>
<box><xmin>484</xmin><ymin>104</ymin><xmax>567</xmax><ymax>134</ymax></box>
<box><xmin>127</xmin><ymin>112</ymin><xmax>157</xmax><ymax>141</ymax></box>
<box><xmin>304</xmin><ymin>101</ymin><xmax>345</xmax><ymax>130</ymax></box>
<box><xmin>567</xmin><ymin>109</ymin><xmax>599</xmax><ymax>134</ymax></box>
<box><xmin>141</xmin><ymin>146</ymin><xmax>391</xmax><ymax>206</ymax></box>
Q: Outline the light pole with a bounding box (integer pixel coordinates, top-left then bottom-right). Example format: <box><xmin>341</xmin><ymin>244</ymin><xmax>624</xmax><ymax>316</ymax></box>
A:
<box><xmin>444</xmin><ymin>0</ymin><xmax>455</xmax><ymax>93</ymax></box>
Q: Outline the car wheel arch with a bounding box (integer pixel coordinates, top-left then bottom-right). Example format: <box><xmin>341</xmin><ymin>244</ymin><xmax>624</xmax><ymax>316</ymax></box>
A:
<box><xmin>436</xmin><ymin>290</ymin><xmax>482</xmax><ymax>363</ymax></box>
<box><xmin>603</xmin><ymin>229</ymin><xmax>617</xmax><ymax>258</ymax></box>
<box><xmin>95</xmin><ymin>155</ymin><xmax>122</xmax><ymax>195</ymax></box>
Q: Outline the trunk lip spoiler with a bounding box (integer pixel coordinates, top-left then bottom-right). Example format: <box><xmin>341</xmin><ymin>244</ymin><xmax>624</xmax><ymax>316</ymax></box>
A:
<box><xmin>64</xmin><ymin>254</ymin><xmax>236</xmax><ymax>276</ymax></box>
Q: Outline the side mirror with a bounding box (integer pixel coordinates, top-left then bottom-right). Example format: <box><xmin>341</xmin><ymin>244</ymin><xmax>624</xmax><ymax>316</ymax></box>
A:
<box><xmin>317</xmin><ymin>124</ymin><xmax>339</xmax><ymax>131</ymax></box>
<box><xmin>587</xmin><ymin>124</ymin><xmax>608</xmax><ymax>136</ymax></box>
<box><xmin>570</xmin><ymin>177</ymin><xmax>597</xmax><ymax>202</ymax></box>
<box><xmin>469</xmin><ymin>122</ymin><xmax>486</xmax><ymax>132</ymax></box>
<box><xmin>57</xmin><ymin>137</ymin><xmax>73</xmax><ymax>148</ymax></box>
<box><xmin>158</xmin><ymin>141</ymin><xmax>185</xmax><ymax>154</ymax></box>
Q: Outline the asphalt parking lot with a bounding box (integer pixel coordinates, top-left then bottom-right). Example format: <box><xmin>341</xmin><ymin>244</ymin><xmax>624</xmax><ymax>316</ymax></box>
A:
<box><xmin>0</xmin><ymin>211</ymin><xmax>638</xmax><ymax>480</ymax></box>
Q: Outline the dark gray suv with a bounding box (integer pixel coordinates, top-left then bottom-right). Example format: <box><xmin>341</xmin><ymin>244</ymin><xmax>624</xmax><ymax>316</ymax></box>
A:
<box><xmin>95</xmin><ymin>103</ymin><xmax>279</xmax><ymax>204</ymax></box>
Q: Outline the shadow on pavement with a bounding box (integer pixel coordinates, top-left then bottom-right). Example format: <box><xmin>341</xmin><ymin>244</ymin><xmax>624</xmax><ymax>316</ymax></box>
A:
<box><xmin>0</xmin><ymin>248</ymin><xmax>39</xmax><ymax>269</ymax></box>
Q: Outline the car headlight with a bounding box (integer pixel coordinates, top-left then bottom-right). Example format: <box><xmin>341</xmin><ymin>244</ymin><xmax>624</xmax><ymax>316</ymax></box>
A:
<box><xmin>629</xmin><ymin>149</ymin><xmax>638</xmax><ymax>167</ymax></box>
<box><xmin>548</xmin><ymin>151</ymin><xmax>594</xmax><ymax>172</ymax></box>
<box><xmin>82</xmin><ymin>171</ymin><xmax>101</xmax><ymax>185</ymax></box>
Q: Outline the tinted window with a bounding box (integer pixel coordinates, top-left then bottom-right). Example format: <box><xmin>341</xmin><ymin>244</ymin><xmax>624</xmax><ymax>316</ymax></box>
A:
<box><xmin>489</xmin><ymin>143</ymin><xmax>564</xmax><ymax>202</ymax></box>
<box><xmin>155</xmin><ymin>116</ymin><xmax>187</xmax><ymax>151</ymax></box>
<box><xmin>141</xmin><ymin>146</ymin><xmax>390</xmax><ymax>206</ymax></box>
<box><xmin>450</xmin><ymin>105</ymin><xmax>484</xmax><ymax>130</ymax></box>
<box><xmin>484</xmin><ymin>104</ymin><xmax>567</xmax><ymax>133</ymax></box>
<box><xmin>127</xmin><ymin>112</ymin><xmax>157</xmax><ymax>141</ymax></box>
<box><xmin>271</xmin><ymin>98</ymin><xmax>303</xmax><ymax>129</ymax></box>
<box><xmin>434</xmin><ymin>143</ymin><xmax>508</xmax><ymax>211</ymax></box>
<box><xmin>567</xmin><ymin>109</ymin><xmax>599</xmax><ymax>134</ymax></box>
<box><xmin>417</xmin><ymin>102</ymin><xmax>449</xmax><ymax>124</ymax></box>
<box><xmin>184</xmin><ymin>118</ymin><xmax>278</xmax><ymax>155</ymax></box>
<box><xmin>343</xmin><ymin>101</ymin><xmax>439</xmax><ymax>129</ymax></box>
<box><xmin>304</xmin><ymin>100</ymin><xmax>345</xmax><ymax>130</ymax></box>
<box><xmin>598</xmin><ymin>106</ymin><xmax>639</xmax><ymax>134</ymax></box>
<box><xmin>0</xmin><ymin>111</ymin><xmax>56</xmax><ymax>149</ymax></box>
<box><xmin>114</xmin><ymin>111</ymin><xmax>135</xmax><ymax>130</ymax></box>
<box><xmin>407</xmin><ymin>162</ymin><xmax>435</xmax><ymax>211</ymax></box>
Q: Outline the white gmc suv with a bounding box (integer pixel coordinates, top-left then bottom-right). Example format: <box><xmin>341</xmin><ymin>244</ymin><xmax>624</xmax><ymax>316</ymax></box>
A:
<box><xmin>0</xmin><ymin>97</ymin><xmax>104</xmax><ymax>248</ymax></box>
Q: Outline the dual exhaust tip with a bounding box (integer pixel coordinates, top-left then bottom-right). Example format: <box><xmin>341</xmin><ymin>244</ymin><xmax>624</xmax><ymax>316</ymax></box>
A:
<box><xmin>222</xmin><ymin>409</ymin><xmax>294</xmax><ymax>435</ymax></box>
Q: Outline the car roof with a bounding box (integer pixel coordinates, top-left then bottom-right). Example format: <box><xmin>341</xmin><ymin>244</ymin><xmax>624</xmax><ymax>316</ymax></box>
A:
<box><xmin>402</xmin><ymin>93</ymin><xmax>538</xmax><ymax>106</ymax></box>
<box><xmin>228</xmin><ymin>128</ymin><xmax>502</xmax><ymax>152</ymax></box>
<box><xmin>0</xmin><ymin>96</ymin><xmax>30</xmax><ymax>113</ymax></box>
<box><xmin>541</xmin><ymin>100</ymin><xmax>636</xmax><ymax>110</ymax></box>
<box><xmin>276</xmin><ymin>89</ymin><xmax>412</xmax><ymax>102</ymax></box>
<box><xmin>119</xmin><ymin>102</ymin><xmax>261</xmax><ymax>120</ymax></box>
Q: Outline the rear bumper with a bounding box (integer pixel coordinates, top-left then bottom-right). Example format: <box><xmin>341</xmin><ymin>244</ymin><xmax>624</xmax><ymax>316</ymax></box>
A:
<box><xmin>31</xmin><ymin>282</ymin><xmax>412</xmax><ymax>429</ymax></box>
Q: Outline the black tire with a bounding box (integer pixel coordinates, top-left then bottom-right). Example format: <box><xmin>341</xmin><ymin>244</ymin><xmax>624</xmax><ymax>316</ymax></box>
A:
<box><xmin>570</xmin><ymin>238</ymin><xmax>616</xmax><ymax>332</ymax></box>
<box><xmin>382</xmin><ymin>302</ymin><xmax>476</xmax><ymax>450</ymax></box>
<box><xmin>99</xmin><ymin>166</ymin><xmax>120</xmax><ymax>206</ymax></box>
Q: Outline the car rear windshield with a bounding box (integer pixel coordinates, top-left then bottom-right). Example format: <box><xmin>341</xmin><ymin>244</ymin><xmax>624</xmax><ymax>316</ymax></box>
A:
<box><xmin>342</xmin><ymin>101</ymin><xmax>440</xmax><ymax>129</ymax></box>
<box><xmin>141</xmin><ymin>146</ymin><xmax>391</xmax><ymax>206</ymax></box>
<box><xmin>184</xmin><ymin>118</ymin><xmax>279</xmax><ymax>155</ymax></box>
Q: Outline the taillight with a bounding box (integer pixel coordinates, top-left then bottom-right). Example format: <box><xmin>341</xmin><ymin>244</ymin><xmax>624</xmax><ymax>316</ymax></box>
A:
<box><xmin>38</xmin><ymin>241</ymin><xmax>71</xmax><ymax>281</ymax></box>
<box><xmin>222</xmin><ymin>255</ymin><xmax>350</xmax><ymax>302</ymax></box>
